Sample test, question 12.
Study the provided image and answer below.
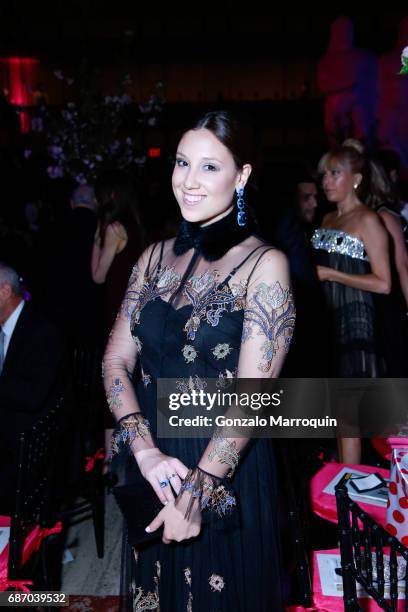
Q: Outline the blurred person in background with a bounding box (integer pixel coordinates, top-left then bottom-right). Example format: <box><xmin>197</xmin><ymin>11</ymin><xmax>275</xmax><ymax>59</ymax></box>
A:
<box><xmin>312</xmin><ymin>141</ymin><xmax>392</xmax><ymax>463</ymax></box>
<box><xmin>92</xmin><ymin>171</ymin><xmax>145</xmax><ymax>336</ymax></box>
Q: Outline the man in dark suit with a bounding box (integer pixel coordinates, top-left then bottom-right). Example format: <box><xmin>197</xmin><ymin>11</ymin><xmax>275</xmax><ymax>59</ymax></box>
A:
<box><xmin>257</xmin><ymin>163</ymin><xmax>330</xmax><ymax>376</ymax></box>
<box><xmin>0</xmin><ymin>262</ymin><xmax>65</xmax><ymax>512</ymax></box>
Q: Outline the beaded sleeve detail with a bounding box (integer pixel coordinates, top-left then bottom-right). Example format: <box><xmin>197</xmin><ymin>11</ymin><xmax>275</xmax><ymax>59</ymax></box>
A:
<box><xmin>106</xmin><ymin>377</ymin><xmax>126</xmax><ymax>413</ymax></box>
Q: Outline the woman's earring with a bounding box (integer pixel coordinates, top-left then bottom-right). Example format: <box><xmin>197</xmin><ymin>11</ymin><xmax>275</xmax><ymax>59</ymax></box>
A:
<box><xmin>236</xmin><ymin>187</ymin><xmax>246</xmax><ymax>226</ymax></box>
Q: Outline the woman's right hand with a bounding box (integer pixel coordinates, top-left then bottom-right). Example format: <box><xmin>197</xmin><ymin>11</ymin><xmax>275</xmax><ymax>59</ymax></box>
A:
<box><xmin>134</xmin><ymin>447</ymin><xmax>189</xmax><ymax>504</ymax></box>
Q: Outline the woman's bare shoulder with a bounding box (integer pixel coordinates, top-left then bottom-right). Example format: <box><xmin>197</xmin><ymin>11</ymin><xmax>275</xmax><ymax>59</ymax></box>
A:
<box><xmin>357</xmin><ymin>206</ymin><xmax>383</xmax><ymax>229</ymax></box>
<box><xmin>106</xmin><ymin>221</ymin><xmax>127</xmax><ymax>240</ymax></box>
<box><xmin>358</xmin><ymin>206</ymin><xmax>379</xmax><ymax>221</ymax></box>
<box><xmin>357</xmin><ymin>207</ymin><xmax>388</xmax><ymax>243</ymax></box>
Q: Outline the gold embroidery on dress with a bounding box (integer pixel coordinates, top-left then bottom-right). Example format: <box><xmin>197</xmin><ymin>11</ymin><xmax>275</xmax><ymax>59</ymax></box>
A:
<box><xmin>125</xmin><ymin>264</ymin><xmax>247</xmax><ymax>342</ymax></box>
<box><xmin>131</xmin><ymin>558</ymin><xmax>161</xmax><ymax>611</ymax></box>
<box><xmin>124</xmin><ymin>265</ymin><xmax>181</xmax><ymax>328</ymax></box>
<box><xmin>182</xmin><ymin>345</ymin><xmax>198</xmax><ymax>364</ymax></box>
<box><xmin>212</xmin><ymin>343</ymin><xmax>233</xmax><ymax>360</ymax></box>
<box><xmin>229</xmin><ymin>280</ymin><xmax>248</xmax><ymax>312</ymax></box>
<box><xmin>107</xmin><ymin>377</ymin><xmax>126</xmax><ymax>413</ymax></box>
<box><xmin>184</xmin><ymin>567</ymin><xmax>192</xmax><ymax>586</ymax></box>
<box><xmin>183</xmin><ymin>271</ymin><xmax>247</xmax><ymax>340</ymax></box>
<box><xmin>122</xmin><ymin>264</ymin><xmax>142</xmax><ymax>325</ymax></box>
<box><xmin>208</xmin><ymin>574</ymin><xmax>225</xmax><ymax>592</ymax></box>
<box><xmin>208</xmin><ymin>431</ymin><xmax>240</xmax><ymax>477</ymax></box>
<box><xmin>132</xmin><ymin>586</ymin><xmax>160</xmax><ymax>611</ymax></box>
<box><xmin>141</xmin><ymin>365</ymin><xmax>152</xmax><ymax>388</ymax></box>
<box><xmin>133</xmin><ymin>336</ymin><xmax>142</xmax><ymax>353</ymax></box>
<box><xmin>175</xmin><ymin>375</ymin><xmax>207</xmax><ymax>393</ymax></box>
<box><xmin>184</xmin><ymin>568</ymin><xmax>193</xmax><ymax>612</ymax></box>
<box><xmin>242</xmin><ymin>281</ymin><xmax>295</xmax><ymax>372</ymax></box>
<box><xmin>216</xmin><ymin>368</ymin><xmax>236</xmax><ymax>389</ymax></box>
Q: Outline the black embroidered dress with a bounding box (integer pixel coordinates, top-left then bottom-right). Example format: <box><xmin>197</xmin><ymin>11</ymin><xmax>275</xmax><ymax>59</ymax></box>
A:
<box><xmin>105</xmin><ymin>214</ymin><xmax>294</xmax><ymax>612</ymax></box>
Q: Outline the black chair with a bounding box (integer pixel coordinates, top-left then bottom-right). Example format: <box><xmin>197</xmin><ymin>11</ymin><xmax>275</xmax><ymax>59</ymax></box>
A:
<box><xmin>276</xmin><ymin>440</ymin><xmax>313</xmax><ymax>607</ymax></box>
<box><xmin>335</xmin><ymin>481</ymin><xmax>408</xmax><ymax>611</ymax></box>
<box><xmin>57</xmin><ymin>343</ymin><xmax>105</xmax><ymax>558</ymax></box>
<box><xmin>8</xmin><ymin>397</ymin><xmax>65</xmax><ymax>585</ymax></box>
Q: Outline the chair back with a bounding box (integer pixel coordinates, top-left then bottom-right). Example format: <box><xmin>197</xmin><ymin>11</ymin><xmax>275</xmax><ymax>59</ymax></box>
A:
<box><xmin>335</xmin><ymin>482</ymin><xmax>408</xmax><ymax>611</ymax></box>
<box><xmin>8</xmin><ymin>397</ymin><xmax>64</xmax><ymax>580</ymax></box>
<box><xmin>72</xmin><ymin>343</ymin><xmax>101</xmax><ymax>406</ymax></box>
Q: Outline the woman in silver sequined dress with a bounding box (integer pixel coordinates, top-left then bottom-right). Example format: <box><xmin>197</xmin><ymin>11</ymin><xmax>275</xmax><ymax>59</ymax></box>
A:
<box><xmin>311</xmin><ymin>141</ymin><xmax>391</xmax><ymax>463</ymax></box>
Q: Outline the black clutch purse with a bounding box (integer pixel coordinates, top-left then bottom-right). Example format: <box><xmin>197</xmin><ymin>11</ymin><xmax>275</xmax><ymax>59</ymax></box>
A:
<box><xmin>112</xmin><ymin>478</ymin><xmax>165</xmax><ymax>546</ymax></box>
<box><xmin>110</xmin><ymin>454</ymin><xmax>210</xmax><ymax>546</ymax></box>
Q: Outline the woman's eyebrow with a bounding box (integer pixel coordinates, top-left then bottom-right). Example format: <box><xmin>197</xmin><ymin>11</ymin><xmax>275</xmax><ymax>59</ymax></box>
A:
<box><xmin>176</xmin><ymin>152</ymin><xmax>223</xmax><ymax>163</ymax></box>
<box><xmin>201</xmin><ymin>157</ymin><xmax>223</xmax><ymax>163</ymax></box>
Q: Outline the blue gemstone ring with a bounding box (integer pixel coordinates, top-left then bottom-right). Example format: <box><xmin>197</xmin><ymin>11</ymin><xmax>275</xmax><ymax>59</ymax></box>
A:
<box><xmin>159</xmin><ymin>479</ymin><xmax>170</xmax><ymax>488</ymax></box>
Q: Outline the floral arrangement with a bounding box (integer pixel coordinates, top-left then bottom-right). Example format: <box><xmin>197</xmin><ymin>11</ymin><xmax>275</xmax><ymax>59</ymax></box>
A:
<box><xmin>399</xmin><ymin>47</ymin><xmax>408</xmax><ymax>75</ymax></box>
<box><xmin>29</xmin><ymin>71</ymin><xmax>164</xmax><ymax>184</ymax></box>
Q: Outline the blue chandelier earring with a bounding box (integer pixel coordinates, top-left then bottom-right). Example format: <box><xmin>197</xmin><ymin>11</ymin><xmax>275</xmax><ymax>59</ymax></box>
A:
<box><xmin>236</xmin><ymin>187</ymin><xmax>246</xmax><ymax>227</ymax></box>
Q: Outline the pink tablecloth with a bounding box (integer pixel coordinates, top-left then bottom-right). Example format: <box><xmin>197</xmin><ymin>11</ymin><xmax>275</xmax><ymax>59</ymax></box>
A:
<box><xmin>386</xmin><ymin>448</ymin><xmax>408</xmax><ymax>545</ymax></box>
<box><xmin>286</xmin><ymin>546</ymin><xmax>407</xmax><ymax>611</ymax></box>
<box><xmin>310</xmin><ymin>462</ymin><xmax>390</xmax><ymax>527</ymax></box>
<box><xmin>311</xmin><ymin>549</ymin><xmax>406</xmax><ymax>611</ymax></box>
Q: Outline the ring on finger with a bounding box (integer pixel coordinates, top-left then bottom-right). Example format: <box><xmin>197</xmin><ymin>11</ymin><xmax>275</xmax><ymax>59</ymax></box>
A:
<box><xmin>159</xmin><ymin>479</ymin><xmax>170</xmax><ymax>488</ymax></box>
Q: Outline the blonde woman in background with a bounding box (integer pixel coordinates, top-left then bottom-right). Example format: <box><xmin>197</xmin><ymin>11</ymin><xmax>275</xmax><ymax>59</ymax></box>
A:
<box><xmin>312</xmin><ymin>141</ymin><xmax>391</xmax><ymax>464</ymax></box>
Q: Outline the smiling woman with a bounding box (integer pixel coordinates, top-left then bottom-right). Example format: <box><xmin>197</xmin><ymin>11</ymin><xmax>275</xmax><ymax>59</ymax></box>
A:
<box><xmin>103</xmin><ymin>110</ymin><xmax>295</xmax><ymax>611</ymax></box>
<box><xmin>172</xmin><ymin>123</ymin><xmax>251</xmax><ymax>226</ymax></box>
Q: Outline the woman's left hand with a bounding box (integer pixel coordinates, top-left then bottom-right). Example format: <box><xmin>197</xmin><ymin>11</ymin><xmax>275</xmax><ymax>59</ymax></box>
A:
<box><xmin>317</xmin><ymin>265</ymin><xmax>333</xmax><ymax>282</ymax></box>
<box><xmin>145</xmin><ymin>496</ymin><xmax>202</xmax><ymax>544</ymax></box>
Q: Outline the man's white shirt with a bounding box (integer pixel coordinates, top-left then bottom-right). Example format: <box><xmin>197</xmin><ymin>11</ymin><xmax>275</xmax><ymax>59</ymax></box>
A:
<box><xmin>2</xmin><ymin>300</ymin><xmax>25</xmax><ymax>358</ymax></box>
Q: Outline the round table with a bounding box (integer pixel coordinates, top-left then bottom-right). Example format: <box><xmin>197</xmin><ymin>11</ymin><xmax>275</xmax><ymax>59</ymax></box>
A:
<box><xmin>310</xmin><ymin>462</ymin><xmax>389</xmax><ymax>527</ymax></box>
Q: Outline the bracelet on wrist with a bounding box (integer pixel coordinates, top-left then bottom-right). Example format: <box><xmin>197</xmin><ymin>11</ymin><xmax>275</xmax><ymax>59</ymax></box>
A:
<box><xmin>117</xmin><ymin>411</ymin><xmax>143</xmax><ymax>424</ymax></box>
<box><xmin>176</xmin><ymin>466</ymin><xmax>236</xmax><ymax>519</ymax></box>
<box><xmin>111</xmin><ymin>413</ymin><xmax>150</xmax><ymax>456</ymax></box>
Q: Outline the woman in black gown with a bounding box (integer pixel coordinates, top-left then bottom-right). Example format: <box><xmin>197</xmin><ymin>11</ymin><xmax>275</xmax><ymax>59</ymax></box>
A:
<box><xmin>103</xmin><ymin>111</ymin><xmax>295</xmax><ymax>611</ymax></box>
<box><xmin>312</xmin><ymin>141</ymin><xmax>392</xmax><ymax>464</ymax></box>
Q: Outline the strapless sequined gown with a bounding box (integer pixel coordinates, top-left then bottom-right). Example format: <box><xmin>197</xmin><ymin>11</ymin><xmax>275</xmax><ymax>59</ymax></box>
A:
<box><xmin>311</xmin><ymin>228</ymin><xmax>383</xmax><ymax>376</ymax></box>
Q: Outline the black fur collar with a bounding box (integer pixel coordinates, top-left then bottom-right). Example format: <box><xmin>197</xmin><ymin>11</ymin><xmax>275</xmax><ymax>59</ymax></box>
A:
<box><xmin>173</xmin><ymin>208</ymin><xmax>256</xmax><ymax>262</ymax></box>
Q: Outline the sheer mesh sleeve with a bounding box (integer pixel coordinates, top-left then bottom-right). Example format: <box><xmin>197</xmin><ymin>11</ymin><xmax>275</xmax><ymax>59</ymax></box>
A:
<box><xmin>177</xmin><ymin>249</ymin><xmax>295</xmax><ymax>517</ymax></box>
<box><xmin>102</xmin><ymin>245</ymin><xmax>157</xmax><ymax>456</ymax></box>
<box><xmin>238</xmin><ymin>249</ymin><xmax>295</xmax><ymax>377</ymax></box>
